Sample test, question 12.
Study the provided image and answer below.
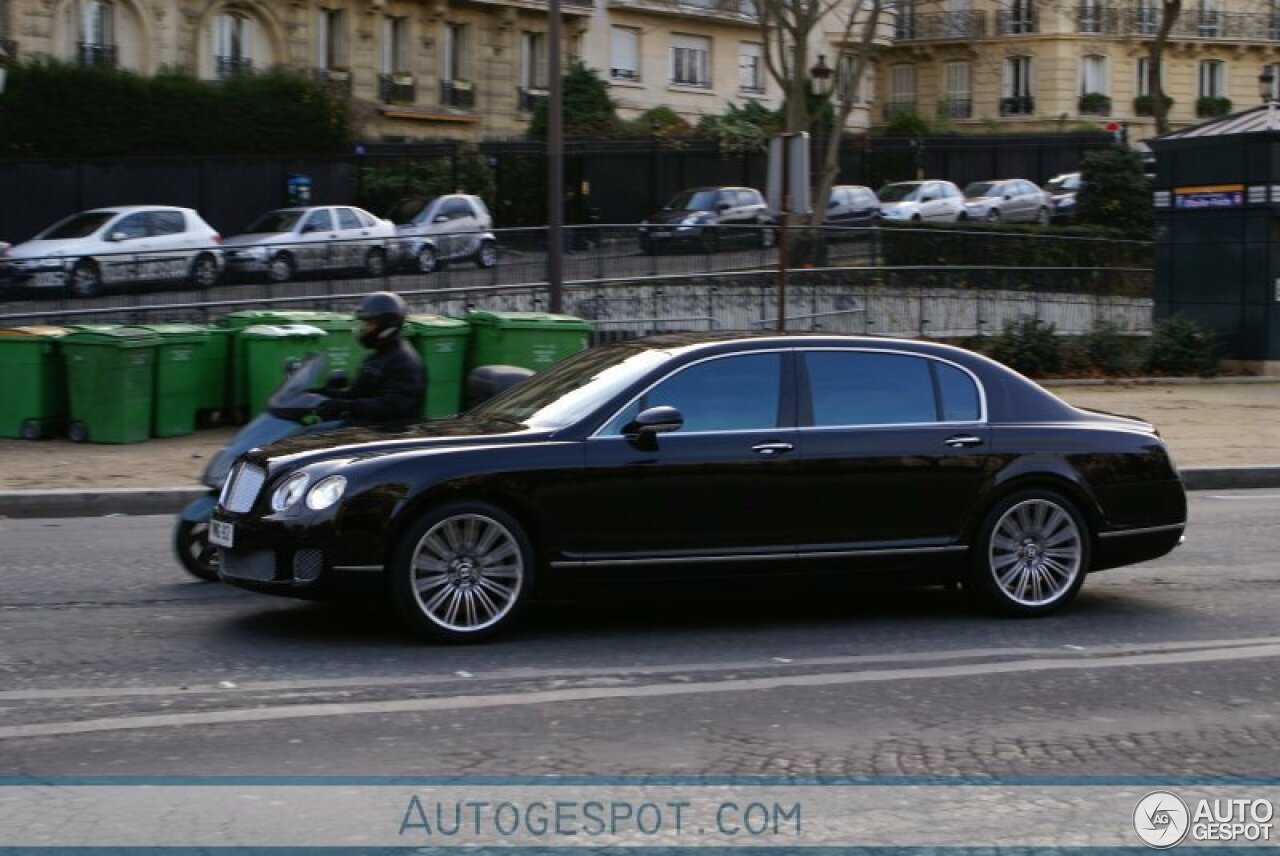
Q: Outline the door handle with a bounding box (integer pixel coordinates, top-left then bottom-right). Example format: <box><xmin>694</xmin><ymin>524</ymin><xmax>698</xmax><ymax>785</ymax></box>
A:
<box><xmin>944</xmin><ymin>434</ymin><xmax>983</xmax><ymax>448</ymax></box>
<box><xmin>751</xmin><ymin>442</ymin><xmax>794</xmax><ymax>457</ymax></box>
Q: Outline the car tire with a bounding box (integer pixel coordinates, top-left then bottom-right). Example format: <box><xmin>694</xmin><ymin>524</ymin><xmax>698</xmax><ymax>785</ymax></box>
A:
<box><xmin>415</xmin><ymin>245</ymin><xmax>437</xmax><ymax>274</ymax></box>
<box><xmin>20</xmin><ymin>419</ymin><xmax>42</xmax><ymax>440</ymax></box>
<box><xmin>174</xmin><ymin>519</ymin><xmax>221</xmax><ymax>582</ymax></box>
<box><xmin>759</xmin><ymin>224</ymin><xmax>777</xmax><ymax>249</ymax></box>
<box><xmin>475</xmin><ymin>240</ymin><xmax>498</xmax><ymax>269</ymax></box>
<box><xmin>967</xmin><ymin>488</ymin><xmax>1090</xmax><ymax>617</ymax></box>
<box><xmin>267</xmin><ymin>252</ymin><xmax>295</xmax><ymax>284</ymax></box>
<box><xmin>68</xmin><ymin>420</ymin><xmax>89</xmax><ymax>444</ymax></box>
<box><xmin>1036</xmin><ymin>207</ymin><xmax>1051</xmax><ymax>226</ymax></box>
<box><xmin>986</xmin><ymin>209</ymin><xmax>1002</xmax><ymax>224</ymax></box>
<box><xmin>364</xmin><ymin>248</ymin><xmax>387</xmax><ymax>278</ymax></box>
<box><xmin>69</xmin><ymin>260</ymin><xmax>102</xmax><ymax>298</ymax></box>
<box><xmin>389</xmin><ymin>500</ymin><xmax>535</xmax><ymax>643</ymax></box>
<box><xmin>188</xmin><ymin>253</ymin><xmax>220</xmax><ymax>289</ymax></box>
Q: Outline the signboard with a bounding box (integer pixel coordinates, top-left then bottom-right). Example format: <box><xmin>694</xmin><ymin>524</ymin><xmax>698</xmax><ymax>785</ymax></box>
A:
<box><xmin>1173</xmin><ymin>184</ymin><xmax>1245</xmax><ymax>209</ymax></box>
<box><xmin>765</xmin><ymin>133</ymin><xmax>811</xmax><ymax>215</ymax></box>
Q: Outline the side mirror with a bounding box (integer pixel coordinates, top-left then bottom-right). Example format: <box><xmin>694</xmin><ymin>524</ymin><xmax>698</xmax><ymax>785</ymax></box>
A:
<box><xmin>107</xmin><ymin>231</ymin><xmax>129</xmax><ymax>242</ymax></box>
<box><xmin>284</xmin><ymin>358</ymin><xmax>302</xmax><ymax>376</ymax></box>
<box><xmin>623</xmin><ymin>405</ymin><xmax>684</xmax><ymax>440</ymax></box>
<box><xmin>716</xmin><ymin>202</ymin><xmax>731</xmax><ymax>212</ymax></box>
<box><xmin>829</xmin><ymin>198</ymin><xmax>840</xmax><ymax>208</ymax></box>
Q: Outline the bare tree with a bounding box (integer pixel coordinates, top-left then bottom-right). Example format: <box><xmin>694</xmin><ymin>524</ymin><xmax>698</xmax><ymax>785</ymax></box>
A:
<box><xmin>754</xmin><ymin>0</ymin><xmax>888</xmax><ymax>225</ymax></box>
<box><xmin>1149</xmin><ymin>0</ymin><xmax>1181</xmax><ymax>134</ymax></box>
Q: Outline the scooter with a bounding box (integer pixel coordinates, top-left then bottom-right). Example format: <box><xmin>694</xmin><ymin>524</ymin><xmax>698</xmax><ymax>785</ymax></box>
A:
<box><xmin>173</xmin><ymin>354</ymin><xmax>336</xmax><ymax>581</ymax></box>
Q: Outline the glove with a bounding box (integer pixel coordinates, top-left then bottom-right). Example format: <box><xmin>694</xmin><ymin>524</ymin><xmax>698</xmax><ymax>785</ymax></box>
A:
<box><xmin>315</xmin><ymin>398</ymin><xmax>346</xmax><ymax>420</ymax></box>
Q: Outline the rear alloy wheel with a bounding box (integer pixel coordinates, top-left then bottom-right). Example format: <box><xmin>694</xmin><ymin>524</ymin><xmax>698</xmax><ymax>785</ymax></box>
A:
<box><xmin>475</xmin><ymin>240</ymin><xmax>498</xmax><ymax>269</ymax></box>
<box><xmin>69</xmin><ymin>261</ymin><xmax>102</xmax><ymax>298</ymax></box>
<box><xmin>390</xmin><ymin>501</ymin><xmax>533</xmax><ymax>643</ymax></box>
<box><xmin>174</xmin><ymin>519</ymin><xmax>221</xmax><ymax>582</ymax></box>
<box><xmin>365</xmin><ymin>248</ymin><xmax>387</xmax><ymax>278</ymax></box>
<box><xmin>968</xmin><ymin>489</ymin><xmax>1090</xmax><ymax>617</ymax></box>
<box><xmin>416</xmin><ymin>245</ymin><xmax>438</xmax><ymax>274</ymax></box>
<box><xmin>267</xmin><ymin>253</ymin><xmax>295</xmax><ymax>283</ymax></box>
<box><xmin>188</xmin><ymin>253</ymin><xmax>220</xmax><ymax>289</ymax></box>
<box><xmin>986</xmin><ymin>209</ymin><xmax>1002</xmax><ymax>224</ymax></box>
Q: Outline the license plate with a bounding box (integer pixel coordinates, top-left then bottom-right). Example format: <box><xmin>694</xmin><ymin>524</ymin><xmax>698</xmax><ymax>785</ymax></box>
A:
<box><xmin>33</xmin><ymin>272</ymin><xmax>63</xmax><ymax>287</ymax></box>
<box><xmin>209</xmin><ymin>519</ymin><xmax>234</xmax><ymax>549</ymax></box>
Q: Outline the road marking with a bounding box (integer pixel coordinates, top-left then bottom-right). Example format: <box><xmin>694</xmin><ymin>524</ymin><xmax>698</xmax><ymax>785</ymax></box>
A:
<box><xmin>1</xmin><ymin>636</ymin><xmax>1277</xmax><ymax>703</ymax></box>
<box><xmin>1</xmin><ymin>641</ymin><xmax>1278</xmax><ymax>740</ymax></box>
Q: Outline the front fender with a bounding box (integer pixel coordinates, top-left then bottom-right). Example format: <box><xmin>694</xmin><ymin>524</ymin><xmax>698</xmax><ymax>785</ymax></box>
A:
<box><xmin>178</xmin><ymin>491</ymin><xmax>219</xmax><ymax>523</ymax></box>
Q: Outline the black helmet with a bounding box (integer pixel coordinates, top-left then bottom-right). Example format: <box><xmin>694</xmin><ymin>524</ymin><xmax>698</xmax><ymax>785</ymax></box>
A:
<box><xmin>355</xmin><ymin>291</ymin><xmax>407</xmax><ymax>348</ymax></box>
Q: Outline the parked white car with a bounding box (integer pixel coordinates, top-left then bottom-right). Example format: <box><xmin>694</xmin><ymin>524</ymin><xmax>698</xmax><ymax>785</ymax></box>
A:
<box><xmin>876</xmin><ymin>180</ymin><xmax>965</xmax><ymax>223</ymax></box>
<box><xmin>222</xmin><ymin>205</ymin><xmax>395</xmax><ymax>283</ymax></box>
<box><xmin>960</xmin><ymin>178</ymin><xmax>1053</xmax><ymax>224</ymax></box>
<box><xmin>5</xmin><ymin>206</ymin><xmax>224</xmax><ymax>298</ymax></box>
<box><xmin>392</xmin><ymin>194</ymin><xmax>497</xmax><ymax>273</ymax></box>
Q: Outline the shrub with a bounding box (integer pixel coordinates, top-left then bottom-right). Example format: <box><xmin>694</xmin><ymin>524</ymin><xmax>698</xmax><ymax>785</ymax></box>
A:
<box><xmin>1075</xmin><ymin>146</ymin><xmax>1153</xmax><ymax>240</ymax></box>
<box><xmin>357</xmin><ymin>143</ymin><xmax>496</xmax><ymax>221</ymax></box>
<box><xmin>1145</xmin><ymin>315</ymin><xmax>1220</xmax><ymax>377</ymax></box>
<box><xmin>1082</xmin><ymin>319</ymin><xmax>1142</xmax><ymax>376</ymax></box>
<box><xmin>985</xmin><ymin>317</ymin><xmax>1063</xmax><ymax>377</ymax></box>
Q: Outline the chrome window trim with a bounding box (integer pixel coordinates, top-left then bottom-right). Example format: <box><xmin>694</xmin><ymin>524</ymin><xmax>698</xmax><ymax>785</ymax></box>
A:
<box><xmin>588</xmin><ymin>345</ymin><xmax>989</xmax><ymax>440</ymax></box>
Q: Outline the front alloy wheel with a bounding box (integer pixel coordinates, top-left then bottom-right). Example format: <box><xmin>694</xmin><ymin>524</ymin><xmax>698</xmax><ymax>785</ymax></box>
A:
<box><xmin>415</xmin><ymin>245</ymin><xmax>437</xmax><ymax>274</ymax></box>
<box><xmin>968</xmin><ymin>490</ymin><xmax>1089</xmax><ymax>616</ymax></box>
<box><xmin>475</xmin><ymin>240</ymin><xmax>498</xmax><ymax>269</ymax></box>
<box><xmin>391</xmin><ymin>502</ymin><xmax>533</xmax><ymax>643</ymax></box>
<box><xmin>174</xmin><ymin>519</ymin><xmax>220</xmax><ymax>582</ymax></box>
<box><xmin>69</xmin><ymin>261</ymin><xmax>102</xmax><ymax>298</ymax></box>
<box><xmin>188</xmin><ymin>254</ymin><xmax>220</xmax><ymax>289</ymax></box>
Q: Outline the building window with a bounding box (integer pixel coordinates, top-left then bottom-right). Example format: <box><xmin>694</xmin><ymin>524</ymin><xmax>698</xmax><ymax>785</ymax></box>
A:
<box><xmin>836</xmin><ymin>52</ymin><xmax>862</xmax><ymax>103</ymax></box>
<box><xmin>1198</xmin><ymin>0</ymin><xmax>1222</xmax><ymax>35</ymax></box>
<box><xmin>886</xmin><ymin>63</ymin><xmax>915</xmax><ymax>115</ymax></box>
<box><xmin>1135</xmin><ymin>0</ymin><xmax>1158</xmax><ymax>33</ymax></box>
<box><xmin>671</xmin><ymin>34</ymin><xmax>710</xmax><ymax>88</ymax></box>
<box><xmin>1001</xmin><ymin>55</ymin><xmax>1033</xmax><ymax>114</ymax></box>
<box><xmin>1198</xmin><ymin>59</ymin><xmax>1225</xmax><ymax>97</ymax></box>
<box><xmin>1078</xmin><ymin>55</ymin><xmax>1110</xmax><ymax>114</ymax></box>
<box><xmin>893</xmin><ymin>0</ymin><xmax>916</xmax><ymax>38</ymax></box>
<box><xmin>79</xmin><ymin>0</ymin><xmax>116</xmax><ymax>67</ymax></box>
<box><xmin>318</xmin><ymin>8</ymin><xmax>346</xmax><ymax>70</ymax></box>
<box><xmin>739</xmin><ymin>42</ymin><xmax>763</xmax><ymax>93</ymax></box>
<box><xmin>444</xmin><ymin>22</ymin><xmax>468</xmax><ymax>82</ymax></box>
<box><xmin>520</xmin><ymin>31</ymin><xmax>548</xmax><ymax>91</ymax></box>
<box><xmin>611</xmin><ymin>26</ymin><xmax>640</xmax><ymax>81</ymax></box>
<box><xmin>215</xmin><ymin>12</ymin><xmax>253</xmax><ymax>79</ymax></box>
<box><xmin>381</xmin><ymin>16</ymin><xmax>409</xmax><ymax>74</ymax></box>
<box><xmin>1004</xmin><ymin>0</ymin><xmax>1035</xmax><ymax>33</ymax></box>
<box><xmin>1266</xmin><ymin>63</ymin><xmax>1280</xmax><ymax>100</ymax></box>
<box><xmin>1136</xmin><ymin>56</ymin><xmax>1151</xmax><ymax>97</ymax></box>
<box><xmin>942</xmin><ymin>61</ymin><xmax>971</xmax><ymax>118</ymax></box>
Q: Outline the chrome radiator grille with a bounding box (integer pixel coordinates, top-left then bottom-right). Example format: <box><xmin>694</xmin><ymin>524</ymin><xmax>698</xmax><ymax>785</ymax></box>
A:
<box><xmin>220</xmin><ymin>463</ymin><xmax>266</xmax><ymax>513</ymax></box>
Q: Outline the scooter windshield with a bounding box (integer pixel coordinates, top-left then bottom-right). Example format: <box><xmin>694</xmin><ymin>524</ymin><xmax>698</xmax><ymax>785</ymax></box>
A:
<box><xmin>267</xmin><ymin>353</ymin><xmax>330</xmax><ymax>418</ymax></box>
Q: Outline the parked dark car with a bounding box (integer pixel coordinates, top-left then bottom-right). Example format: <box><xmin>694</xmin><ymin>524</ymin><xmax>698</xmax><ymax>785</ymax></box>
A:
<box><xmin>211</xmin><ymin>333</ymin><xmax>1187</xmax><ymax>643</ymax></box>
<box><xmin>825</xmin><ymin>185</ymin><xmax>881</xmax><ymax>231</ymax></box>
<box><xmin>638</xmin><ymin>187</ymin><xmax>775</xmax><ymax>254</ymax></box>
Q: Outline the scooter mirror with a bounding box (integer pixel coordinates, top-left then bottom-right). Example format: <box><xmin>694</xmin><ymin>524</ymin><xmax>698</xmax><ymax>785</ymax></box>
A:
<box><xmin>284</xmin><ymin>358</ymin><xmax>302</xmax><ymax>376</ymax></box>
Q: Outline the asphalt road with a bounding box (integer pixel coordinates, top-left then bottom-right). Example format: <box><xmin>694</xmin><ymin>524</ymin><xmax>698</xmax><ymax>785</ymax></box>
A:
<box><xmin>0</xmin><ymin>491</ymin><xmax>1276</xmax><ymax>782</ymax></box>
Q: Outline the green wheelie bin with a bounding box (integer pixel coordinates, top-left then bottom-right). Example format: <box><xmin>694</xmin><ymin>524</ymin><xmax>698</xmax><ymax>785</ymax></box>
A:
<box><xmin>126</xmin><ymin>323</ymin><xmax>209</xmax><ymax>438</ymax></box>
<box><xmin>240</xmin><ymin>324</ymin><xmax>326</xmax><ymax>417</ymax></box>
<box><xmin>0</xmin><ymin>326</ymin><xmax>72</xmax><ymax>439</ymax></box>
<box><xmin>462</xmin><ymin>310</ymin><xmax>593</xmax><ymax>373</ymax></box>
<box><xmin>60</xmin><ymin>325</ymin><xmax>161</xmax><ymax>444</ymax></box>
<box><xmin>279</xmin><ymin>311</ymin><xmax>364</xmax><ymax>384</ymax></box>
<box><xmin>404</xmin><ymin>314</ymin><xmax>470</xmax><ymax>418</ymax></box>
<box><xmin>218</xmin><ymin>310</ymin><xmax>307</xmax><ymax>420</ymax></box>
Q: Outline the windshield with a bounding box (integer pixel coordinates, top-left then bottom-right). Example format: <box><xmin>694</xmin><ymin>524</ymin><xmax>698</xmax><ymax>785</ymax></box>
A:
<box><xmin>877</xmin><ymin>184</ymin><xmax>922</xmax><ymax>203</ymax></box>
<box><xmin>664</xmin><ymin>190</ymin><xmax>719</xmax><ymax>211</ymax></box>
<box><xmin>37</xmin><ymin>212</ymin><xmax>115</xmax><ymax>240</ymax></box>
<box><xmin>964</xmin><ymin>182</ymin><xmax>998</xmax><ymax>199</ymax></box>
<box><xmin>408</xmin><ymin>198</ymin><xmax>443</xmax><ymax>226</ymax></box>
<box><xmin>469</xmin><ymin>345</ymin><xmax>671</xmax><ymax>429</ymax></box>
<box><xmin>245</xmin><ymin>210</ymin><xmax>304</xmax><ymax>233</ymax></box>
<box><xmin>1046</xmin><ymin>174</ymin><xmax>1081</xmax><ymax>193</ymax></box>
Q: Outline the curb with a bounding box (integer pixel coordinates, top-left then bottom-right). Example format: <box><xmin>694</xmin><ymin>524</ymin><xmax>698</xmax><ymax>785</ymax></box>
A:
<box><xmin>1</xmin><ymin>469</ymin><xmax>1278</xmax><ymax>519</ymax></box>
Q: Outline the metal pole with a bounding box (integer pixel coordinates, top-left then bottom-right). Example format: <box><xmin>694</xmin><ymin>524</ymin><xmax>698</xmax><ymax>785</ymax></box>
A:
<box><xmin>547</xmin><ymin>0</ymin><xmax>564</xmax><ymax>313</ymax></box>
<box><xmin>775</xmin><ymin>134</ymin><xmax>790</xmax><ymax>332</ymax></box>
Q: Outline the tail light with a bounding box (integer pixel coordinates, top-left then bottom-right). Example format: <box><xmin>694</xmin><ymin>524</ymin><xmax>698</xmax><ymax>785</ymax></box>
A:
<box><xmin>212</xmin><ymin>233</ymin><xmax>223</xmax><ymax>245</ymax></box>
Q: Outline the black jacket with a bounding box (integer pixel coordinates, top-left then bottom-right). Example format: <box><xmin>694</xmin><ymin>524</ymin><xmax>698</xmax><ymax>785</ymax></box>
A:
<box><xmin>328</xmin><ymin>338</ymin><xmax>425</xmax><ymax>426</ymax></box>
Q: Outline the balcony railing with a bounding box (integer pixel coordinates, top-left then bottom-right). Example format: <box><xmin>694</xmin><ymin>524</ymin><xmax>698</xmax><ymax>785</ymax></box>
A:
<box><xmin>998</xmin><ymin>11</ymin><xmax>1037</xmax><ymax>34</ymax></box>
<box><xmin>378</xmin><ymin>73</ymin><xmax>416</xmax><ymax>104</ymax></box>
<box><xmin>893</xmin><ymin>11</ymin><xmax>986</xmax><ymax>40</ymax></box>
<box><xmin>1112</xmin><ymin>7</ymin><xmax>1280</xmax><ymax>39</ymax></box>
<box><xmin>1078</xmin><ymin>93</ymin><xmax>1112</xmax><ymax>115</ymax></box>
<box><xmin>518</xmin><ymin>86</ymin><xmax>549</xmax><ymax>113</ymax></box>
<box><xmin>938</xmin><ymin>98</ymin><xmax>972</xmax><ymax>119</ymax></box>
<box><xmin>215</xmin><ymin>56</ymin><xmax>253</xmax><ymax>79</ymax></box>
<box><xmin>999</xmin><ymin>95</ymin><xmax>1035</xmax><ymax>116</ymax></box>
<box><xmin>78</xmin><ymin>42</ymin><xmax>117</xmax><ymax>68</ymax></box>
<box><xmin>1077</xmin><ymin>5</ymin><xmax>1123</xmax><ymax>33</ymax></box>
<box><xmin>440</xmin><ymin>79</ymin><xmax>476</xmax><ymax>109</ymax></box>
<box><xmin>611</xmin><ymin>0</ymin><xmax>757</xmax><ymax>18</ymax></box>
<box><xmin>313</xmin><ymin>67</ymin><xmax>352</xmax><ymax>96</ymax></box>
<box><xmin>883</xmin><ymin>99</ymin><xmax>917</xmax><ymax>119</ymax></box>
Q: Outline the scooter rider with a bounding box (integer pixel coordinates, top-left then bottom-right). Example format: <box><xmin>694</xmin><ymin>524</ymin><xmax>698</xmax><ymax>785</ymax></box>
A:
<box><xmin>315</xmin><ymin>291</ymin><xmax>425</xmax><ymax>427</ymax></box>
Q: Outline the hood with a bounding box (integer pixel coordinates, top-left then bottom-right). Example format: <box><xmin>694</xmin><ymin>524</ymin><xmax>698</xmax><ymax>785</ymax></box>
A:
<box><xmin>8</xmin><ymin>239</ymin><xmax>81</xmax><ymax>259</ymax></box>
<box><xmin>646</xmin><ymin>209</ymin><xmax>711</xmax><ymax>225</ymax></box>
<box><xmin>223</xmin><ymin>233</ymin><xmax>293</xmax><ymax>248</ymax></box>
<box><xmin>251</xmin><ymin>415</ymin><xmax>553</xmax><ymax>471</ymax></box>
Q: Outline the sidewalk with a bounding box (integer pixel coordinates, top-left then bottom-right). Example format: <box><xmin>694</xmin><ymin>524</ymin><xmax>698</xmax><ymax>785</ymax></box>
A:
<box><xmin>0</xmin><ymin>378</ymin><xmax>1277</xmax><ymax>517</ymax></box>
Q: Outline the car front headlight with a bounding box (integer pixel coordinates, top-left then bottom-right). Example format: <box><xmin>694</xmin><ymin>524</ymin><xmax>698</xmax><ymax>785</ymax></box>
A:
<box><xmin>271</xmin><ymin>472</ymin><xmax>310</xmax><ymax>511</ymax></box>
<box><xmin>680</xmin><ymin>215</ymin><xmax>706</xmax><ymax>226</ymax></box>
<box><xmin>306</xmin><ymin>475</ymin><xmax>347</xmax><ymax>510</ymax></box>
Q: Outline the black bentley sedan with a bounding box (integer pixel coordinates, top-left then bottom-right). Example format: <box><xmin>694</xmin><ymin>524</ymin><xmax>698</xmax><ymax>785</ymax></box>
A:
<box><xmin>211</xmin><ymin>333</ymin><xmax>1186</xmax><ymax>642</ymax></box>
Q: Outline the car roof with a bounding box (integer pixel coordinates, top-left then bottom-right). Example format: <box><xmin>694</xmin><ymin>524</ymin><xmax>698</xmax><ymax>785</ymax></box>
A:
<box><xmin>83</xmin><ymin>205</ymin><xmax>191</xmax><ymax>215</ymax></box>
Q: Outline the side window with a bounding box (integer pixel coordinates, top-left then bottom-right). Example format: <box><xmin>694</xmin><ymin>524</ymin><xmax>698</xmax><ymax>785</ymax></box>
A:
<box><xmin>604</xmin><ymin>352</ymin><xmax>783</xmax><ymax>434</ymax></box>
<box><xmin>111</xmin><ymin>214</ymin><xmax>149</xmax><ymax>240</ymax></box>
<box><xmin>336</xmin><ymin>208</ymin><xmax>362</xmax><ymax>230</ymax></box>
<box><xmin>804</xmin><ymin>351</ymin><xmax>936</xmax><ymax>426</ymax></box>
<box><xmin>303</xmin><ymin>209</ymin><xmax>334</xmax><ymax>232</ymax></box>
<box><xmin>149</xmin><ymin>211</ymin><xmax>185</xmax><ymax>236</ymax></box>
<box><xmin>441</xmin><ymin>198</ymin><xmax>472</xmax><ymax>220</ymax></box>
<box><xmin>935</xmin><ymin>362</ymin><xmax>982</xmax><ymax>421</ymax></box>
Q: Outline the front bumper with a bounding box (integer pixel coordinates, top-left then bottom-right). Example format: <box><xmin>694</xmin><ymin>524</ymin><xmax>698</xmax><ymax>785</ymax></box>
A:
<box><xmin>222</xmin><ymin>250</ymin><xmax>272</xmax><ymax>273</ymax></box>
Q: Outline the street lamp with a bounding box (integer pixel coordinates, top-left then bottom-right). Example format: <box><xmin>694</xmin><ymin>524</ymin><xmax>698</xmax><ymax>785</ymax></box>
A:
<box><xmin>809</xmin><ymin>54</ymin><xmax>833</xmax><ymax>97</ymax></box>
<box><xmin>1260</xmin><ymin>67</ymin><xmax>1277</xmax><ymax>131</ymax></box>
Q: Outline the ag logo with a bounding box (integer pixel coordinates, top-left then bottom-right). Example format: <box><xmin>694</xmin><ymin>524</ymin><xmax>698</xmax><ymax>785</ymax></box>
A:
<box><xmin>1134</xmin><ymin>791</ymin><xmax>1190</xmax><ymax>848</ymax></box>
